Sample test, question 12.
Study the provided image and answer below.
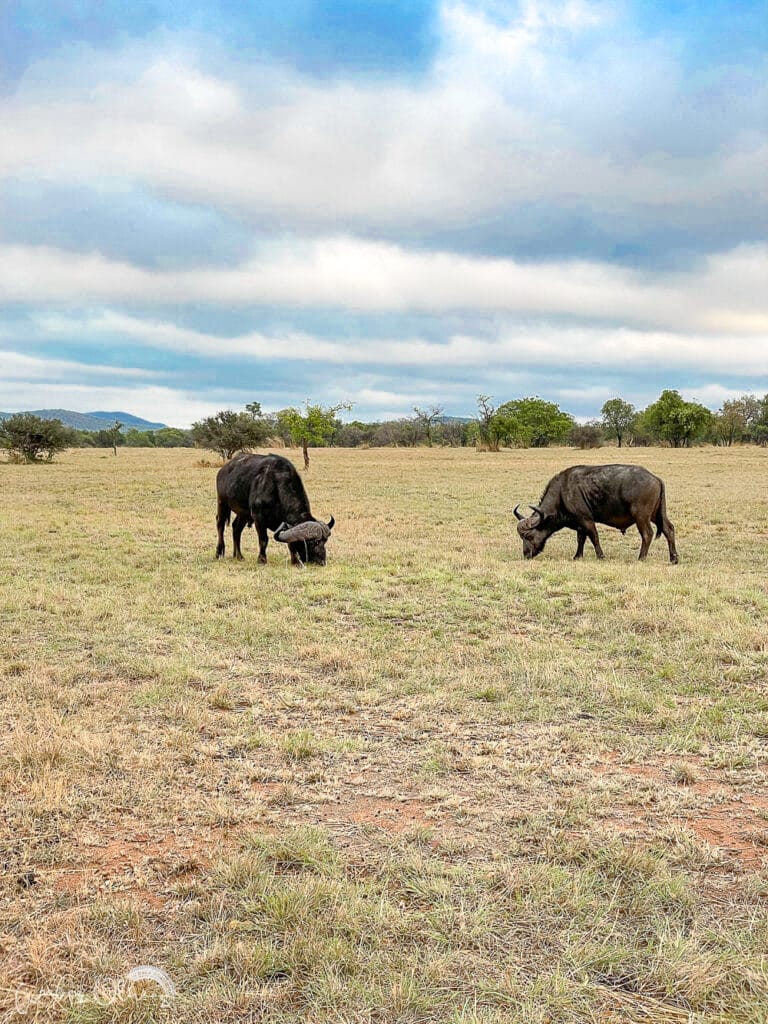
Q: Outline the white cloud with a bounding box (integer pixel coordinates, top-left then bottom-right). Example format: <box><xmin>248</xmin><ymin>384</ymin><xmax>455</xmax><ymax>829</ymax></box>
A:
<box><xmin>554</xmin><ymin>385</ymin><xmax>613</xmax><ymax>402</ymax></box>
<box><xmin>681</xmin><ymin>383</ymin><xmax>764</xmax><ymax>407</ymax></box>
<box><xmin>1</xmin><ymin>1</ymin><xmax>764</xmax><ymax>424</ymax></box>
<box><xmin>3</xmin><ymin>239</ymin><xmax>766</xmax><ymax>338</ymax></box>
<box><xmin>22</xmin><ymin>303</ymin><xmax>768</xmax><ymax>380</ymax></box>
<box><xmin>0</xmin><ymin>348</ymin><xmax>159</xmax><ymax>380</ymax></box>
<box><xmin>355</xmin><ymin>388</ymin><xmax>447</xmax><ymax>407</ymax></box>
<box><xmin>440</xmin><ymin>0</ymin><xmax>608</xmax><ymax>66</ymax></box>
<box><xmin>0</xmin><ymin>1</ymin><xmax>762</xmax><ymax>237</ymax></box>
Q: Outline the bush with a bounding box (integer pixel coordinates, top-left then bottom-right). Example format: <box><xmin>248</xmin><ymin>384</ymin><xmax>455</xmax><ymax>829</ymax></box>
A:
<box><xmin>190</xmin><ymin>410</ymin><xmax>270</xmax><ymax>461</ymax></box>
<box><xmin>0</xmin><ymin>414</ymin><xmax>75</xmax><ymax>463</ymax></box>
<box><xmin>568</xmin><ymin>422</ymin><xmax>603</xmax><ymax>449</ymax></box>
<box><xmin>370</xmin><ymin>419</ymin><xmax>423</xmax><ymax>447</ymax></box>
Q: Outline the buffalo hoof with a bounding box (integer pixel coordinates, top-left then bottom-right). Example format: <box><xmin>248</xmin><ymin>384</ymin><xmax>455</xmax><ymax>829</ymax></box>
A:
<box><xmin>215</xmin><ymin>546</ymin><xmax>224</xmax><ymax>559</ymax></box>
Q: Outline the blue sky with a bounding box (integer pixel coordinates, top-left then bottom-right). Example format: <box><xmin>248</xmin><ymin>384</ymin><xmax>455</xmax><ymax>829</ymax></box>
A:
<box><xmin>1</xmin><ymin>0</ymin><xmax>765</xmax><ymax>426</ymax></box>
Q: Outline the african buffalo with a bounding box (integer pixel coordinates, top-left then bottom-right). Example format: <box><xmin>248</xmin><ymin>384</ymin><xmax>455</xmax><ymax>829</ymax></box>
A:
<box><xmin>514</xmin><ymin>464</ymin><xmax>678</xmax><ymax>563</ymax></box>
<box><xmin>215</xmin><ymin>453</ymin><xmax>335</xmax><ymax>566</ymax></box>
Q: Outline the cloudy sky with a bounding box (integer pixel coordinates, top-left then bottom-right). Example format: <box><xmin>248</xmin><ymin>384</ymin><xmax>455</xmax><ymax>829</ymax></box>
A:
<box><xmin>1</xmin><ymin>0</ymin><xmax>766</xmax><ymax>426</ymax></box>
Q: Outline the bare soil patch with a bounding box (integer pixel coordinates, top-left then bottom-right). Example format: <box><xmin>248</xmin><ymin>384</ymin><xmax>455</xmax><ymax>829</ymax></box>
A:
<box><xmin>593</xmin><ymin>754</ymin><xmax>768</xmax><ymax>868</ymax></box>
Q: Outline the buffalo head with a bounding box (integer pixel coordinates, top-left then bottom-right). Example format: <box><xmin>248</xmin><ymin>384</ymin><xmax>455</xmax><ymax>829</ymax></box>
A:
<box><xmin>513</xmin><ymin>504</ymin><xmax>552</xmax><ymax>559</ymax></box>
<box><xmin>274</xmin><ymin>517</ymin><xmax>335</xmax><ymax>565</ymax></box>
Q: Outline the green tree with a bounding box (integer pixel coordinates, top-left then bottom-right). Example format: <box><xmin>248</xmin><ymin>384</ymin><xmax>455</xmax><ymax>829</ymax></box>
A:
<box><xmin>713</xmin><ymin>395</ymin><xmax>762</xmax><ymax>445</ymax></box>
<box><xmin>642</xmin><ymin>390</ymin><xmax>713</xmax><ymax>447</ymax></box>
<box><xmin>335</xmin><ymin>421</ymin><xmax>376</xmax><ymax>447</ymax></box>
<box><xmin>191</xmin><ymin>409</ymin><xmax>270</xmax><ymax>461</ymax></box>
<box><xmin>154</xmin><ymin>427</ymin><xmax>194</xmax><ymax>448</ymax></box>
<box><xmin>275</xmin><ymin>401</ymin><xmax>352</xmax><ymax>468</ymax></box>
<box><xmin>754</xmin><ymin>394</ymin><xmax>768</xmax><ymax>445</ymax></box>
<box><xmin>494</xmin><ymin>397</ymin><xmax>574</xmax><ymax>448</ymax></box>
<box><xmin>0</xmin><ymin>413</ymin><xmax>75</xmax><ymax>463</ymax></box>
<box><xmin>91</xmin><ymin>425</ymin><xmax>126</xmax><ymax>450</ymax></box>
<box><xmin>714</xmin><ymin>400</ymin><xmax>745</xmax><ymax>446</ymax></box>
<box><xmin>124</xmin><ymin>428</ymin><xmax>155</xmax><ymax>447</ymax></box>
<box><xmin>601</xmin><ymin>398</ymin><xmax>636</xmax><ymax>448</ymax></box>
<box><xmin>123</xmin><ymin>427</ymin><xmax>194</xmax><ymax>447</ymax></box>
<box><xmin>739</xmin><ymin>394</ymin><xmax>763</xmax><ymax>442</ymax></box>
<box><xmin>70</xmin><ymin>429</ymin><xmax>95</xmax><ymax>447</ymax></box>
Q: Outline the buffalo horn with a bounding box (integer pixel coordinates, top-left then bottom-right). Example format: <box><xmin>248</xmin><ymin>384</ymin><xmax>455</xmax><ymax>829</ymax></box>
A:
<box><xmin>528</xmin><ymin>504</ymin><xmax>543</xmax><ymax>519</ymax></box>
<box><xmin>274</xmin><ymin>520</ymin><xmax>330</xmax><ymax>543</ymax></box>
<box><xmin>327</xmin><ymin>515</ymin><xmax>335</xmax><ymax>531</ymax></box>
<box><xmin>513</xmin><ymin>504</ymin><xmax>524</xmax><ymax>521</ymax></box>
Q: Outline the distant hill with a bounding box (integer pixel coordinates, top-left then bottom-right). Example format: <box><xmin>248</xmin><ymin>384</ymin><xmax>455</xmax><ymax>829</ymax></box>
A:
<box><xmin>86</xmin><ymin>411</ymin><xmax>167</xmax><ymax>431</ymax></box>
<box><xmin>0</xmin><ymin>409</ymin><xmax>168</xmax><ymax>432</ymax></box>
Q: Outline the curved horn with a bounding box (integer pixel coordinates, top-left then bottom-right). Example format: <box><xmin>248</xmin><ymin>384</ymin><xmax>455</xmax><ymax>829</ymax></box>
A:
<box><xmin>273</xmin><ymin>520</ymin><xmax>330</xmax><ymax>543</ymax></box>
<box><xmin>273</xmin><ymin>521</ymin><xmax>289</xmax><ymax>541</ymax></box>
<box><xmin>326</xmin><ymin>515</ymin><xmax>335</xmax><ymax>531</ymax></box>
<box><xmin>513</xmin><ymin>504</ymin><xmax>524</xmax><ymax>521</ymax></box>
<box><xmin>528</xmin><ymin>505</ymin><xmax>544</xmax><ymax>518</ymax></box>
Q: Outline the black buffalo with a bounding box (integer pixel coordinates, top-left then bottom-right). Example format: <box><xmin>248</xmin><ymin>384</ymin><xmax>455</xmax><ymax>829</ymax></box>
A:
<box><xmin>215</xmin><ymin>454</ymin><xmax>335</xmax><ymax>566</ymax></box>
<box><xmin>514</xmin><ymin>464</ymin><xmax>678</xmax><ymax>563</ymax></box>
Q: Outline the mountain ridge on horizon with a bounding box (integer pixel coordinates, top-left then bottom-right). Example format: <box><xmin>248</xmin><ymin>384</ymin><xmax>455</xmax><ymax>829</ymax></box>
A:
<box><xmin>0</xmin><ymin>409</ymin><xmax>169</xmax><ymax>432</ymax></box>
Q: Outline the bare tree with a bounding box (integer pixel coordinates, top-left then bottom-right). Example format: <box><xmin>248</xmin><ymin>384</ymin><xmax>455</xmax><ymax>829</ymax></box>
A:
<box><xmin>110</xmin><ymin>420</ymin><xmax>124</xmax><ymax>456</ymax></box>
<box><xmin>476</xmin><ymin>395</ymin><xmax>500</xmax><ymax>452</ymax></box>
<box><xmin>412</xmin><ymin>405</ymin><xmax>444</xmax><ymax>447</ymax></box>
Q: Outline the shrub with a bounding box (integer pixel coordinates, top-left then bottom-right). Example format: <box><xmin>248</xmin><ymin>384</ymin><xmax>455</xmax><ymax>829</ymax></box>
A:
<box><xmin>0</xmin><ymin>414</ymin><xmax>75</xmax><ymax>463</ymax></box>
<box><xmin>568</xmin><ymin>422</ymin><xmax>604</xmax><ymax>449</ymax></box>
<box><xmin>190</xmin><ymin>410</ymin><xmax>270</xmax><ymax>461</ymax></box>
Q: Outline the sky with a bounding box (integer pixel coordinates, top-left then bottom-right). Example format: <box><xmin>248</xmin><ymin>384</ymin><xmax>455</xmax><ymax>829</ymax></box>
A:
<box><xmin>0</xmin><ymin>0</ymin><xmax>766</xmax><ymax>427</ymax></box>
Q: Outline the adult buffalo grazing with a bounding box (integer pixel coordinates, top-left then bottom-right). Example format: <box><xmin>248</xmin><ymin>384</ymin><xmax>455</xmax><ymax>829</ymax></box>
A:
<box><xmin>215</xmin><ymin>453</ymin><xmax>335</xmax><ymax>566</ymax></box>
<box><xmin>514</xmin><ymin>464</ymin><xmax>678</xmax><ymax>563</ymax></box>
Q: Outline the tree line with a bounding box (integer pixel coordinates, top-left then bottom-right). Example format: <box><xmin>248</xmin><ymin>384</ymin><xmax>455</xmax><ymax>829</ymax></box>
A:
<box><xmin>2</xmin><ymin>390</ymin><xmax>767</xmax><ymax>463</ymax></box>
<box><xmin>169</xmin><ymin>391</ymin><xmax>768</xmax><ymax>458</ymax></box>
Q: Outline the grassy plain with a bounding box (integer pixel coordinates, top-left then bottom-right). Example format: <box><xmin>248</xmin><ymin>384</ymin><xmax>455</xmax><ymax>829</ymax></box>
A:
<box><xmin>1</xmin><ymin>444</ymin><xmax>767</xmax><ymax>1023</ymax></box>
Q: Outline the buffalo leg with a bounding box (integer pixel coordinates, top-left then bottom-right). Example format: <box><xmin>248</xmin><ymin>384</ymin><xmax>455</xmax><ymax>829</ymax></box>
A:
<box><xmin>232</xmin><ymin>515</ymin><xmax>247</xmax><ymax>560</ymax></box>
<box><xmin>663</xmin><ymin>519</ymin><xmax>679</xmax><ymax>564</ymax></box>
<box><xmin>637</xmin><ymin>519</ymin><xmax>654</xmax><ymax>560</ymax></box>
<box><xmin>574</xmin><ymin>528</ymin><xmax>588</xmax><ymax>559</ymax></box>
<box><xmin>256</xmin><ymin>524</ymin><xmax>269</xmax><ymax>564</ymax></box>
<box><xmin>583</xmin><ymin>521</ymin><xmax>605</xmax><ymax>559</ymax></box>
<box><xmin>215</xmin><ymin>499</ymin><xmax>228</xmax><ymax>558</ymax></box>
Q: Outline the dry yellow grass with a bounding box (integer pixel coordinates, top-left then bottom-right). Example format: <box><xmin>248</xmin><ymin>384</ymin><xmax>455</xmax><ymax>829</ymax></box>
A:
<box><xmin>1</xmin><ymin>445</ymin><xmax>767</xmax><ymax>1022</ymax></box>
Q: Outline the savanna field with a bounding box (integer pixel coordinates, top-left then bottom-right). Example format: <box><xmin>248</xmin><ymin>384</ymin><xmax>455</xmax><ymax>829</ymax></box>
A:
<box><xmin>1</xmin><ymin>445</ymin><xmax>767</xmax><ymax>1024</ymax></box>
